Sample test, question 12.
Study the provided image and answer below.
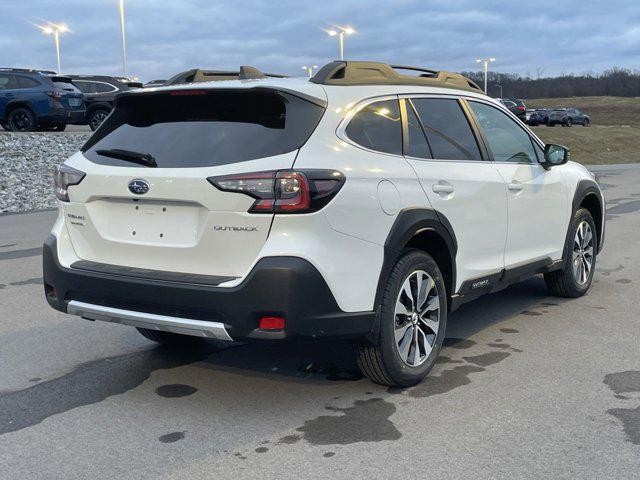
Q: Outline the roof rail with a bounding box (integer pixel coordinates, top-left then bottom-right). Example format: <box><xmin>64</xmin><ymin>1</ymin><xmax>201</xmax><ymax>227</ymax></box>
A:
<box><xmin>165</xmin><ymin>67</ymin><xmax>288</xmax><ymax>86</ymax></box>
<box><xmin>0</xmin><ymin>67</ymin><xmax>56</xmax><ymax>75</ymax></box>
<box><xmin>310</xmin><ymin>61</ymin><xmax>483</xmax><ymax>93</ymax></box>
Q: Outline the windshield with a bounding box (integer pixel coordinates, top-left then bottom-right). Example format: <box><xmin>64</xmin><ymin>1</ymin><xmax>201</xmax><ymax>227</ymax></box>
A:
<box><xmin>82</xmin><ymin>90</ymin><xmax>325</xmax><ymax>168</ymax></box>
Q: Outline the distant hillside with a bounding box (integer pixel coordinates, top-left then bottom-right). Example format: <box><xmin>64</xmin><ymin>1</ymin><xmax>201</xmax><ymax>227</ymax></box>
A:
<box><xmin>462</xmin><ymin>69</ymin><xmax>640</xmax><ymax>99</ymax></box>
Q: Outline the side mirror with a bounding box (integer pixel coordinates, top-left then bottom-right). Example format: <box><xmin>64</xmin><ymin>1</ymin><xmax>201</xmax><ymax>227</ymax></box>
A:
<box><xmin>542</xmin><ymin>143</ymin><xmax>570</xmax><ymax>168</ymax></box>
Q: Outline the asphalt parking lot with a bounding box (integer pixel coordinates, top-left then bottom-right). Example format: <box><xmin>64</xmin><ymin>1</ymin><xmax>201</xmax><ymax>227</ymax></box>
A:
<box><xmin>0</xmin><ymin>164</ymin><xmax>639</xmax><ymax>479</ymax></box>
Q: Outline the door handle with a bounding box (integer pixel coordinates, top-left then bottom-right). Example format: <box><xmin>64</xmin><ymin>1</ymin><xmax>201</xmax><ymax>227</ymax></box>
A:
<box><xmin>432</xmin><ymin>183</ymin><xmax>454</xmax><ymax>194</ymax></box>
<box><xmin>507</xmin><ymin>182</ymin><xmax>524</xmax><ymax>191</ymax></box>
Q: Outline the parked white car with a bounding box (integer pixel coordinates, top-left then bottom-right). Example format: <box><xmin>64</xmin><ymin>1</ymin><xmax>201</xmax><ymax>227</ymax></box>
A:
<box><xmin>44</xmin><ymin>61</ymin><xmax>605</xmax><ymax>386</ymax></box>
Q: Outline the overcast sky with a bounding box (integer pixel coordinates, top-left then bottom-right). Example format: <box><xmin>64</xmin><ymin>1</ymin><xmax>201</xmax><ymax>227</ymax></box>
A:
<box><xmin>3</xmin><ymin>0</ymin><xmax>639</xmax><ymax>81</ymax></box>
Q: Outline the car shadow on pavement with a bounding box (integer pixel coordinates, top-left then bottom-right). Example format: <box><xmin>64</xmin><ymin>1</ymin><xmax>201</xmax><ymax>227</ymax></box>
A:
<box><xmin>192</xmin><ymin>275</ymin><xmax>554</xmax><ymax>384</ymax></box>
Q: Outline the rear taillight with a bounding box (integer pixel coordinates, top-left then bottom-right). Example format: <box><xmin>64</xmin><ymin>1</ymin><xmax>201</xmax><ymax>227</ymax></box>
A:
<box><xmin>53</xmin><ymin>164</ymin><xmax>86</xmax><ymax>202</ymax></box>
<box><xmin>516</xmin><ymin>106</ymin><xmax>526</xmax><ymax>111</ymax></box>
<box><xmin>208</xmin><ymin>170</ymin><xmax>344</xmax><ymax>214</ymax></box>
<box><xmin>45</xmin><ymin>90</ymin><xmax>63</xmax><ymax>99</ymax></box>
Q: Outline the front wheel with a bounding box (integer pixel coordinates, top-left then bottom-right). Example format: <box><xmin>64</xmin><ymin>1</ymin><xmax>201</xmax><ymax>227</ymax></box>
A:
<box><xmin>583</xmin><ymin>118</ymin><xmax>590</xmax><ymax>127</ymax></box>
<box><xmin>544</xmin><ymin>208</ymin><xmax>597</xmax><ymax>297</ymax></box>
<box><xmin>356</xmin><ymin>249</ymin><xmax>447</xmax><ymax>387</ymax></box>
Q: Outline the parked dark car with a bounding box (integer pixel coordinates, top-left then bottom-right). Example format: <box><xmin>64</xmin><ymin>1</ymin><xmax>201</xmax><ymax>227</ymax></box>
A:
<box><xmin>499</xmin><ymin>97</ymin><xmax>527</xmax><ymax>121</ymax></box>
<box><xmin>68</xmin><ymin>75</ymin><xmax>143</xmax><ymax>130</ymax></box>
<box><xmin>0</xmin><ymin>68</ymin><xmax>85</xmax><ymax>131</ymax></box>
<box><xmin>547</xmin><ymin>108</ymin><xmax>591</xmax><ymax>127</ymax></box>
<box><xmin>528</xmin><ymin>108</ymin><xmax>551</xmax><ymax>126</ymax></box>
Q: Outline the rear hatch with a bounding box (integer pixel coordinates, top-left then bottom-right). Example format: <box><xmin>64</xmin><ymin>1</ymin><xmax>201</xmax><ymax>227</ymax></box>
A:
<box><xmin>63</xmin><ymin>86</ymin><xmax>325</xmax><ymax>279</ymax></box>
<box><xmin>50</xmin><ymin>76</ymin><xmax>85</xmax><ymax>111</ymax></box>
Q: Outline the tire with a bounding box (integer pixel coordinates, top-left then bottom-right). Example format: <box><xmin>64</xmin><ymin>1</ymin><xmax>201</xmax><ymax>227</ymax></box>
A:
<box><xmin>89</xmin><ymin>109</ymin><xmax>110</xmax><ymax>131</ymax></box>
<box><xmin>356</xmin><ymin>249</ymin><xmax>448</xmax><ymax>387</ymax></box>
<box><xmin>7</xmin><ymin>107</ymin><xmax>36</xmax><ymax>132</ymax></box>
<box><xmin>565</xmin><ymin>118</ymin><xmax>573</xmax><ymax>127</ymax></box>
<box><xmin>548</xmin><ymin>121</ymin><xmax>555</xmax><ymax>127</ymax></box>
<box><xmin>583</xmin><ymin>118</ymin><xmax>590</xmax><ymax>127</ymax></box>
<box><xmin>544</xmin><ymin>208</ymin><xmax>597</xmax><ymax>298</ymax></box>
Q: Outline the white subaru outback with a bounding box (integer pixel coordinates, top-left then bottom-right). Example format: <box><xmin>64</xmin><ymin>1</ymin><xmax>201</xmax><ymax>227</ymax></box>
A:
<box><xmin>44</xmin><ymin>61</ymin><xmax>605</xmax><ymax>387</ymax></box>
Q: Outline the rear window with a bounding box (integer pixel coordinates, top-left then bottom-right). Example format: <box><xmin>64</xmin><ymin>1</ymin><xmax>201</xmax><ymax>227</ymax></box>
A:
<box><xmin>82</xmin><ymin>90</ymin><xmax>325</xmax><ymax>168</ymax></box>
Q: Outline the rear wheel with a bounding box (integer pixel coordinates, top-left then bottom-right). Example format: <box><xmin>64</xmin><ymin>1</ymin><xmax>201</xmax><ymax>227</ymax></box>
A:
<box><xmin>89</xmin><ymin>109</ymin><xmax>110</xmax><ymax>131</ymax></box>
<box><xmin>544</xmin><ymin>208</ymin><xmax>597</xmax><ymax>297</ymax></box>
<box><xmin>565</xmin><ymin>118</ymin><xmax>573</xmax><ymax>127</ymax></box>
<box><xmin>7</xmin><ymin>107</ymin><xmax>36</xmax><ymax>132</ymax></box>
<box><xmin>356</xmin><ymin>249</ymin><xmax>447</xmax><ymax>387</ymax></box>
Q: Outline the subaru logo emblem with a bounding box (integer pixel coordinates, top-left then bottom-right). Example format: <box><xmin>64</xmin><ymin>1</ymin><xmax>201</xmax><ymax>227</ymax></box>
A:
<box><xmin>128</xmin><ymin>179</ymin><xmax>150</xmax><ymax>195</ymax></box>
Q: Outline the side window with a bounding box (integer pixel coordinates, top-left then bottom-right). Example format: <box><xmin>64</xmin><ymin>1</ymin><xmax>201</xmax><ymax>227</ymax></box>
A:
<box><xmin>411</xmin><ymin>98</ymin><xmax>482</xmax><ymax>160</ymax></box>
<box><xmin>469</xmin><ymin>101</ymin><xmax>537</xmax><ymax>163</ymax></box>
<box><xmin>532</xmin><ymin>140</ymin><xmax>545</xmax><ymax>163</ymax></box>
<box><xmin>0</xmin><ymin>75</ymin><xmax>11</xmax><ymax>90</ymax></box>
<box><xmin>404</xmin><ymin>100</ymin><xmax>431</xmax><ymax>159</ymax></box>
<box><xmin>15</xmin><ymin>76</ymin><xmax>39</xmax><ymax>88</ymax></box>
<box><xmin>74</xmin><ymin>81</ymin><xmax>94</xmax><ymax>94</ymax></box>
<box><xmin>345</xmin><ymin>99</ymin><xmax>402</xmax><ymax>155</ymax></box>
<box><xmin>94</xmin><ymin>82</ymin><xmax>117</xmax><ymax>93</ymax></box>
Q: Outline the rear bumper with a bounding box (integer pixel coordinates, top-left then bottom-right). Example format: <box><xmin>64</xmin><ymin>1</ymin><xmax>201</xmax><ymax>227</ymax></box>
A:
<box><xmin>42</xmin><ymin>235</ymin><xmax>376</xmax><ymax>342</ymax></box>
<box><xmin>40</xmin><ymin>109</ymin><xmax>86</xmax><ymax>125</ymax></box>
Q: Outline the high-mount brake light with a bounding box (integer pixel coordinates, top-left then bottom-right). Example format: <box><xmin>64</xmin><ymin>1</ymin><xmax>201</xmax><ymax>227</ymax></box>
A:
<box><xmin>208</xmin><ymin>170</ymin><xmax>345</xmax><ymax>214</ymax></box>
<box><xmin>170</xmin><ymin>90</ymin><xmax>207</xmax><ymax>96</ymax></box>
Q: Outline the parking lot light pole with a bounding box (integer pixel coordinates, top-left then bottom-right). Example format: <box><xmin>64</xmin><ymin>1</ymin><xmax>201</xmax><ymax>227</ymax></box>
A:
<box><xmin>494</xmin><ymin>84</ymin><xmax>503</xmax><ymax>97</ymax></box>
<box><xmin>325</xmin><ymin>26</ymin><xmax>355</xmax><ymax>60</ymax></box>
<box><xmin>302</xmin><ymin>65</ymin><xmax>318</xmax><ymax>78</ymax></box>
<box><xmin>39</xmin><ymin>24</ymin><xmax>69</xmax><ymax>74</ymax></box>
<box><xmin>476</xmin><ymin>57</ymin><xmax>495</xmax><ymax>94</ymax></box>
<box><xmin>119</xmin><ymin>0</ymin><xmax>127</xmax><ymax>77</ymax></box>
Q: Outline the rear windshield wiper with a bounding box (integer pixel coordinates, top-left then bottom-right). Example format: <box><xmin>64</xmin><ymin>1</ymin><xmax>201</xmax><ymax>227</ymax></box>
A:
<box><xmin>95</xmin><ymin>149</ymin><xmax>157</xmax><ymax>168</ymax></box>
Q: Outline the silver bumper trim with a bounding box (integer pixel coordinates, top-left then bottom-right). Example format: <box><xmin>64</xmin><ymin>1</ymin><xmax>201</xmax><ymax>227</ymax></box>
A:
<box><xmin>66</xmin><ymin>300</ymin><xmax>233</xmax><ymax>341</ymax></box>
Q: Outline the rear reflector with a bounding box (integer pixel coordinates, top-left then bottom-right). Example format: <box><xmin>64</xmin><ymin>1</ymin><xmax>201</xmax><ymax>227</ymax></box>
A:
<box><xmin>259</xmin><ymin>317</ymin><xmax>285</xmax><ymax>330</ymax></box>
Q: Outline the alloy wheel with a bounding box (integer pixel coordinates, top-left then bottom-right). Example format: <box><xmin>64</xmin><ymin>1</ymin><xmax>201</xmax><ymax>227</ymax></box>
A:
<box><xmin>394</xmin><ymin>270</ymin><xmax>440</xmax><ymax>367</ymax></box>
<box><xmin>573</xmin><ymin>221</ymin><xmax>594</xmax><ymax>285</ymax></box>
<box><xmin>90</xmin><ymin>111</ymin><xmax>108</xmax><ymax>130</ymax></box>
<box><xmin>10</xmin><ymin>111</ymin><xmax>33</xmax><ymax>131</ymax></box>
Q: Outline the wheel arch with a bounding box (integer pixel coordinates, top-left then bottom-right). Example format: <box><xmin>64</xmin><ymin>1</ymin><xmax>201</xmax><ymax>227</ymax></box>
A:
<box><xmin>374</xmin><ymin>208</ymin><xmax>457</xmax><ymax>313</ymax></box>
<box><xmin>86</xmin><ymin>103</ymin><xmax>112</xmax><ymax>116</ymax></box>
<box><xmin>4</xmin><ymin>101</ymin><xmax>36</xmax><ymax>122</ymax></box>
<box><xmin>572</xmin><ymin>179</ymin><xmax>605</xmax><ymax>253</ymax></box>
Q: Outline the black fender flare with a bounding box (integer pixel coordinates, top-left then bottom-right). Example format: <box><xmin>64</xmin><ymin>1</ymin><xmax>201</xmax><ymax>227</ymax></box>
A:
<box><xmin>4</xmin><ymin>101</ymin><xmax>36</xmax><ymax>122</ymax></box>
<box><xmin>372</xmin><ymin>207</ymin><xmax>457</xmax><ymax>320</ymax></box>
<box><xmin>86</xmin><ymin>102</ymin><xmax>113</xmax><ymax>116</ymax></box>
<box><xmin>571</xmin><ymin>179</ymin><xmax>605</xmax><ymax>253</ymax></box>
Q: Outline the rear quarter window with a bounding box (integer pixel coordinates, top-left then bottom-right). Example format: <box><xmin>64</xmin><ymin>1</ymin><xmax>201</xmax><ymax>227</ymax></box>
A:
<box><xmin>345</xmin><ymin>99</ymin><xmax>402</xmax><ymax>155</ymax></box>
<box><xmin>82</xmin><ymin>90</ymin><xmax>325</xmax><ymax>168</ymax></box>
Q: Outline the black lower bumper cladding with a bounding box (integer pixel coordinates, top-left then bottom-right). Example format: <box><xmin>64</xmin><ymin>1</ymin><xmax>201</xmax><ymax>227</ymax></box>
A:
<box><xmin>42</xmin><ymin>235</ymin><xmax>375</xmax><ymax>341</ymax></box>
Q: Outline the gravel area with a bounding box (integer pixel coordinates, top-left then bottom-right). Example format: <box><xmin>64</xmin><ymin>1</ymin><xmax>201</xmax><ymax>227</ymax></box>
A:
<box><xmin>0</xmin><ymin>132</ymin><xmax>90</xmax><ymax>213</ymax></box>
